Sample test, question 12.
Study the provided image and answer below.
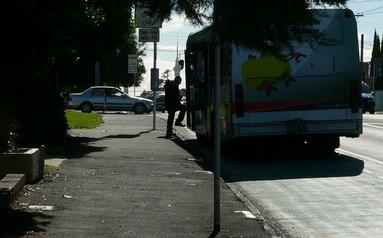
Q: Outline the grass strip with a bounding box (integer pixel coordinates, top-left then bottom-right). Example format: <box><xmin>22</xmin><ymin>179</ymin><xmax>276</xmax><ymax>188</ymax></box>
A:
<box><xmin>66</xmin><ymin>110</ymin><xmax>102</xmax><ymax>129</ymax></box>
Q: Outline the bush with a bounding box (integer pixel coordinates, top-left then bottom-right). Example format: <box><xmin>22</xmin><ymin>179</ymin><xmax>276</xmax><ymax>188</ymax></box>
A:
<box><xmin>2</xmin><ymin>76</ymin><xmax>69</xmax><ymax>149</ymax></box>
<box><xmin>15</xmin><ymin>91</ymin><xmax>68</xmax><ymax>148</ymax></box>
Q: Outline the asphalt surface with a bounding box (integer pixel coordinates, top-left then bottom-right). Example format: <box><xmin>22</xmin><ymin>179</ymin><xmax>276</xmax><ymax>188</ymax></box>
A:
<box><xmin>1</xmin><ymin>113</ymin><xmax>272</xmax><ymax>238</ymax></box>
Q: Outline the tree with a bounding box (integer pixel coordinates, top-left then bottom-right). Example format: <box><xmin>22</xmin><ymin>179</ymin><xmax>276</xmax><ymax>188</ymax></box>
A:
<box><xmin>371</xmin><ymin>30</ymin><xmax>381</xmax><ymax>60</ymax></box>
<box><xmin>381</xmin><ymin>36</ymin><xmax>383</xmax><ymax>57</ymax></box>
<box><xmin>1</xmin><ymin>0</ymin><xmax>142</xmax><ymax>150</ymax></box>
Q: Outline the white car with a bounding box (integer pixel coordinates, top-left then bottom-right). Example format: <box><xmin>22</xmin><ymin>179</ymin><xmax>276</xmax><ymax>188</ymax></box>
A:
<box><xmin>68</xmin><ymin>86</ymin><xmax>153</xmax><ymax>114</ymax></box>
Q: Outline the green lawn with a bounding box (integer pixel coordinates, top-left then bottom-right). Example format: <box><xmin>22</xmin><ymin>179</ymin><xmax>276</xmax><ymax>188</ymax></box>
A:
<box><xmin>66</xmin><ymin>110</ymin><xmax>103</xmax><ymax>129</ymax></box>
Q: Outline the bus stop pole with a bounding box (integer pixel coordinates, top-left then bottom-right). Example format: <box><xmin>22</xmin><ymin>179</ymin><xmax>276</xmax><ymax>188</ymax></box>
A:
<box><xmin>213</xmin><ymin>42</ymin><xmax>221</xmax><ymax>232</ymax></box>
<box><xmin>153</xmin><ymin>42</ymin><xmax>157</xmax><ymax>130</ymax></box>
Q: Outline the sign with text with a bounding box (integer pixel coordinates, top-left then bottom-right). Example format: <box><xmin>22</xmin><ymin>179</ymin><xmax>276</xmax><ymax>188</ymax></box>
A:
<box><xmin>150</xmin><ymin>68</ymin><xmax>159</xmax><ymax>90</ymax></box>
<box><xmin>139</xmin><ymin>28</ymin><xmax>160</xmax><ymax>42</ymax></box>
<box><xmin>135</xmin><ymin>6</ymin><xmax>162</xmax><ymax>28</ymax></box>
<box><xmin>128</xmin><ymin>54</ymin><xmax>137</xmax><ymax>74</ymax></box>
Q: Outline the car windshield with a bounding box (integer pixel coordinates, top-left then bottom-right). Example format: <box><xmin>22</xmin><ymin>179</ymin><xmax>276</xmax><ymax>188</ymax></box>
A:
<box><xmin>361</xmin><ymin>84</ymin><xmax>371</xmax><ymax>94</ymax></box>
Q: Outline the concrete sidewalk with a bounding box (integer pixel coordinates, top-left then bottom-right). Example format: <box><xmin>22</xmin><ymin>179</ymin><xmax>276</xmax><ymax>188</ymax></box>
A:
<box><xmin>2</xmin><ymin>113</ymin><xmax>272</xmax><ymax>237</ymax></box>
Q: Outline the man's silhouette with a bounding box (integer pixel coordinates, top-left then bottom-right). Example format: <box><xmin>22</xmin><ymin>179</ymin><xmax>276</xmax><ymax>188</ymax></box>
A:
<box><xmin>164</xmin><ymin>76</ymin><xmax>186</xmax><ymax>138</ymax></box>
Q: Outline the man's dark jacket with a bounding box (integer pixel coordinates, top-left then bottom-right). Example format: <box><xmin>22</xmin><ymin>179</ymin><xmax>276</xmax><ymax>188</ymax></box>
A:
<box><xmin>164</xmin><ymin>80</ymin><xmax>181</xmax><ymax>111</ymax></box>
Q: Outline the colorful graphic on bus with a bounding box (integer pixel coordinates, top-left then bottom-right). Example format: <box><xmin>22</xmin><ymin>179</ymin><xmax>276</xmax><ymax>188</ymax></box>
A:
<box><xmin>241</xmin><ymin>54</ymin><xmax>297</xmax><ymax>96</ymax></box>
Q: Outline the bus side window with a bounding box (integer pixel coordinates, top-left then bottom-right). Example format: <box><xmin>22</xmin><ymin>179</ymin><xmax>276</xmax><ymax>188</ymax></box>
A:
<box><xmin>196</xmin><ymin>51</ymin><xmax>205</xmax><ymax>82</ymax></box>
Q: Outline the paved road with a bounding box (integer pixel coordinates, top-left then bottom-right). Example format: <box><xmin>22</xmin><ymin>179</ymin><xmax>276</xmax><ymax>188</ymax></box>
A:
<box><xmin>217</xmin><ymin>114</ymin><xmax>383</xmax><ymax>238</ymax></box>
<box><xmin>169</xmin><ymin>112</ymin><xmax>383</xmax><ymax>237</ymax></box>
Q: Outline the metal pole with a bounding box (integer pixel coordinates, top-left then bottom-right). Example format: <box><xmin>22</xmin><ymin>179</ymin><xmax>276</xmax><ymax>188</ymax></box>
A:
<box><xmin>361</xmin><ymin>34</ymin><xmax>364</xmax><ymax>64</ymax></box>
<box><xmin>361</xmin><ymin>34</ymin><xmax>364</xmax><ymax>82</ymax></box>
<box><xmin>153</xmin><ymin>42</ymin><xmax>157</xmax><ymax>130</ymax></box>
<box><xmin>134</xmin><ymin>73</ymin><xmax>136</xmax><ymax>96</ymax></box>
<box><xmin>95</xmin><ymin>62</ymin><xmax>100</xmax><ymax>86</ymax></box>
<box><xmin>213</xmin><ymin>42</ymin><xmax>221</xmax><ymax>232</ymax></box>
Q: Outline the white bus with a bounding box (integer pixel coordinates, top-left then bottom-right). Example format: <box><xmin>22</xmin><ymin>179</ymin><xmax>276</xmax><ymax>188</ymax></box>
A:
<box><xmin>185</xmin><ymin>9</ymin><xmax>362</xmax><ymax>153</ymax></box>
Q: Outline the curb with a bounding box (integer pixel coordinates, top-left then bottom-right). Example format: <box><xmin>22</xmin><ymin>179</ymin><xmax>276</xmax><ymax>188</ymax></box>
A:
<box><xmin>0</xmin><ymin>174</ymin><xmax>26</xmax><ymax>212</ymax></box>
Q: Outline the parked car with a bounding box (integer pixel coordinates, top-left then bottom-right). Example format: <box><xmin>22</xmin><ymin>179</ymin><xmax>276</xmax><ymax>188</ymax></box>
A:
<box><xmin>142</xmin><ymin>91</ymin><xmax>166</xmax><ymax>113</ymax></box>
<box><xmin>361</xmin><ymin>82</ymin><xmax>375</xmax><ymax>114</ymax></box>
<box><xmin>68</xmin><ymin>86</ymin><xmax>153</xmax><ymax>114</ymax></box>
<box><xmin>155</xmin><ymin>94</ymin><xmax>166</xmax><ymax>113</ymax></box>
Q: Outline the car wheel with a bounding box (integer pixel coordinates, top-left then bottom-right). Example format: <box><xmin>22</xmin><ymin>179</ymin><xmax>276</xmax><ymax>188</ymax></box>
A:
<box><xmin>80</xmin><ymin>102</ymin><xmax>93</xmax><ymax>113</ymax></box>
<box><xmin>133</xmin><ymin>103</ymin><xmax>146</xmax><ymax>114</ymax></box>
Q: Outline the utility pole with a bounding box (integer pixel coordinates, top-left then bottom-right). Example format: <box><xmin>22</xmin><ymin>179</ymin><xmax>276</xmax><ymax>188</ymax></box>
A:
<box><xmin>213</xmin><ymin>41</ymin><xmax>221</xmax><ymax>234</ymax></box>
<box><xmin>95</xmin><ymin>62</ymin><xmax>100</xmax><ymax>85</ymax></box>
<box><xmin>360</xmin><ymin>34</ymin><xmax>364</xmax><ymax>85</ymax></box>
<box><xmin>153</xmin><ymin>42</ymin><xmax>157</xmax><ymax>130</ymax></box>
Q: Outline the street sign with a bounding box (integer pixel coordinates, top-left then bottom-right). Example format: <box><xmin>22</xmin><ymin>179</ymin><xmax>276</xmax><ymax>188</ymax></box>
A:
<box><xmin>151</xmin><ymin>68</ymin><xmax>159</xmax><ymax>90</ymax></box>
<box><xmin>139</xmin><ymin>28</ymin><xmax>160</xmax><ymax>42</ymax></box>
<box><xmin>128</xmin><ymin>54</ymin><xmax>137</xmax><ymax>74</ymax></box>
<box><xmin>135</xmin><ymin>6</ymin><xmax>162</xmax><ymax>28</ymax></box>
<box><xmin>128</xmin><ymin>66</ymin><xmax>137</xmax><ymax>74</ymax></box>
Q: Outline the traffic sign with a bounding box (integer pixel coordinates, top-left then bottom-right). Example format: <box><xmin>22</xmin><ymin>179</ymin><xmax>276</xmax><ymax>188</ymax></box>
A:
<box><xmin>139</xmin><ymin>28</ymin><xmax>160</xmax><ymax>42</ymax></box>
<box><xmin>128</xmin><ymin>54</ymin><xmax>137</xmax><ymax>74</ymax></box>
<box><xmin>151</xmin><ymin>68</ymin><xmax>159</xmax><ymax>90</ymax></box>
<box><xmin>135</xmin><ymin>6</ymin><xmax>162</xmax><ymax>28</ymax></box>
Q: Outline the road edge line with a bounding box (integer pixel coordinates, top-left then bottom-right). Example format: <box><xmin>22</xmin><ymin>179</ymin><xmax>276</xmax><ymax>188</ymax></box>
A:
<box><xmin>337</xmin><ymin>148</ymin><xmax>383</xmax><ymax>166</ymax></box>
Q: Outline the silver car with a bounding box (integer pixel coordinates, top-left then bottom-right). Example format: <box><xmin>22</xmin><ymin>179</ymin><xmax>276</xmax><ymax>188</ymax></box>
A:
<box><xmin>68</xmin><ymin>86</ymin><xmax>153</xmax><ymax>114</ymax></box>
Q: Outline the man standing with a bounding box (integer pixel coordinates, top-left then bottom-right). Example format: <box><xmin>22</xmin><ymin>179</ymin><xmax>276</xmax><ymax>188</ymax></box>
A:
<box><xmin>164</xmin><ymin>76</ymin><xmax>186</xmax><ymax>138</ymax></box>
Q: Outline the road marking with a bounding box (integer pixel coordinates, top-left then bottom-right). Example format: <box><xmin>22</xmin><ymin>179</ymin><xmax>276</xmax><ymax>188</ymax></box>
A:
<box><xmin>363</xmin><ymin>114</ymin><xmax>383</xmax><ymax>119</ymax></box>
<box><xmin>364</xmin><ymin>169</ymin><xmax>373</xmax><ymax>174</ymax></box>
<box><xmin>28</xmin><ymin>205</ymin><xmax>54</xmax><ymax>211</ymax></box>
<box><xmin>337</xmin><ymin>148</ymin><xmax>383</xmax><ymax>166</ymax></box>
<box><xmin>363</xmin><ymin>123</ymin><xmax>383</xmax><ymax>129</ymax></box>
<box><xmin>166</xmin><ymin>172</ymin><xmax>180</xmax><ymax>175</ymax></box>
<box><xmin>235</xmin><ymin>210</ymin><xmax>256</xmax><ymax>219</ymax></box>
<box><xmin>194</xmin><ymin>170</ymin><xmax>213</xmax><ymax>174</ymax></box>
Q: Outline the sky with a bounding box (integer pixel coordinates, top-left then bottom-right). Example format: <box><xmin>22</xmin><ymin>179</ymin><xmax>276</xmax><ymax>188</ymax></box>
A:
<box><xmin>130</xmin><ymin>0</ymin><xmax>383</xmax><ymax>95</ymax></box>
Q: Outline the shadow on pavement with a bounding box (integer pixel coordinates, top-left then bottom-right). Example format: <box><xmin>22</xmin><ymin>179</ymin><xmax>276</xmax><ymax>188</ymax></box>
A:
<box><xmin>50</xmin><ymin>130</ymin><xmax>153</xmax><ymax>159</ymax></box>
<box><xmin>173</xmin><ymin>138</ymin><xmax>365</xmax><ymax>183</ymax></box>
<box><xmin>0</xmin><ymin>208</ymin><xmax>53</xmax><ymax>237</ymax></box>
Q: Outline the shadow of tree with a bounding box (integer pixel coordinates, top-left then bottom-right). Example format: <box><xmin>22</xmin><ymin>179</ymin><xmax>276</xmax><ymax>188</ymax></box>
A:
<box><xmin>48</xmin><ymin>130</ymin><xmax>154</xmax><ymax>159</ymax></box>
<box><xmin>0</xmin><ymin>208</ymin><xmax>53</xmax><ymax>237</ymax></box>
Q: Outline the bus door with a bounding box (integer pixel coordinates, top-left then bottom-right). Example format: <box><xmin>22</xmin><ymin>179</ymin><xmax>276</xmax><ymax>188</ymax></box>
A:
<box><xmin>186</xmin><ymin>46</ymin><xmax>210</xmax><ymax>137</ymax></box>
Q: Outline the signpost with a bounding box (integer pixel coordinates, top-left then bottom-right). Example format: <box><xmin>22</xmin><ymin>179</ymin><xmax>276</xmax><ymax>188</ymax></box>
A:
<box><xmin>135</xmin><ymin>5</ymin><xmax>161</xmax><ymax>130</ymax></box>
<box><xmin>128</xmin><ymin>54</ymin><xmax>138</xmax><ymax>96</ymax></box>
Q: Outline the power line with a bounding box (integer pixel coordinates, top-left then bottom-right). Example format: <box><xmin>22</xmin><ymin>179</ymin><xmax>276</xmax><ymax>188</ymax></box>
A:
<box><xmin>357</xmin><ymin>20</ymin><xmax>383</xmax><ymax>26</ymax></box>
<box><xmin>363</xmin><ymin>10</ymin><xmax>383</xmax><ymax>15</ymax></box>
<box><xmin>360</xmin><ymin>4</ymin><xmax>383</xmax><ymax>14</ymax></box>
<box><xmin>349</xmin><ymin>0</ymin><xmax>383</xmax><ymax>3</ymax></box>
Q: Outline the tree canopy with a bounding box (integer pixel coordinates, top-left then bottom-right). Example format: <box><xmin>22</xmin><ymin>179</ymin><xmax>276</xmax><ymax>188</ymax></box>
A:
<box><xmin>1</xmin><ymin>0</ymin><xmax>143</xmax><ymax>150</ymax></box>
<box><xmin>141</xmin><ymin>0</ymin><xmax>348</xmax><ymax>52</ymax></box>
